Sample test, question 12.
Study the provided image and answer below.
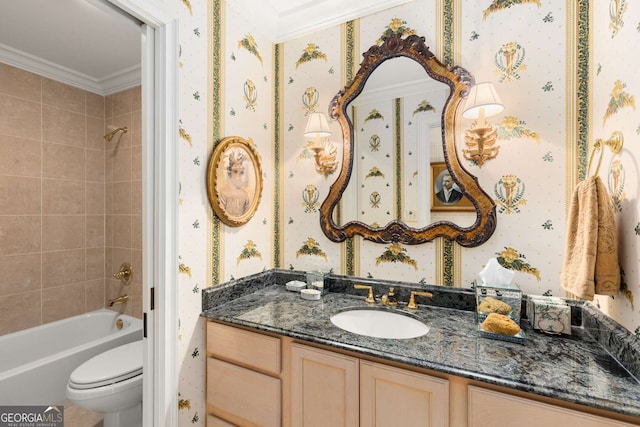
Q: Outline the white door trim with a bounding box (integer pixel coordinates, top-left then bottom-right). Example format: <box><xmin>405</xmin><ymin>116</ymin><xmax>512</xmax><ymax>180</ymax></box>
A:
<box><xmin>107</xmin><ymin>1</ymin><xmax>178</xmax><ymax>426</ymax></box>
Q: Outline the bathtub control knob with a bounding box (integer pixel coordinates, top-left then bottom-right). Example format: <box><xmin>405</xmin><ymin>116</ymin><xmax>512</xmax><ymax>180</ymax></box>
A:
<box><xmin>113</xmin><ymin>263</ymin><xmax>133</xmax><ymax>285</ymax></box>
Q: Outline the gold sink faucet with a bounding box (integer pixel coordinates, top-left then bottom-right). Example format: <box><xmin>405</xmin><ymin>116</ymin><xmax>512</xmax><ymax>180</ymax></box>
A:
<box><xmin>353</xmin><ymin>284</ymin><xmax>376</xmax><ymax>304</ymax></box>
<box><xmin>407</xmin><ymin>291</ymin><xmax>433</xmax><ymax>310</ymax></box>
<box><xmin>381</xmin><ymin>287</ymin><xmax>398</xmax><ymax>307</ymax></box>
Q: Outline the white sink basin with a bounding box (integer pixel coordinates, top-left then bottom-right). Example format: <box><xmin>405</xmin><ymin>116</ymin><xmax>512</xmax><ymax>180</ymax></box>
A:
<box><xmin>330</xmin><ymin>309</ymin><xmax>429</xmax><ymax>339</ymax></box>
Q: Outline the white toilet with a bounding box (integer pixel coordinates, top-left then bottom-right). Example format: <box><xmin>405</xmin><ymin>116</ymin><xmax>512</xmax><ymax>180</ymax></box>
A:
<box><xmin>66</xmin><ymin>340</ymin><xmax>143</xmax><ymax>427</ymax></box>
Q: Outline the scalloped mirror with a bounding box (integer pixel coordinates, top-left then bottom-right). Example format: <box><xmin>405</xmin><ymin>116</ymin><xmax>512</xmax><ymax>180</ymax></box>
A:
<box><xmin>319</xmin><ymin>34</ymin><xmax>496</xmax><ymax>247</ymax></box>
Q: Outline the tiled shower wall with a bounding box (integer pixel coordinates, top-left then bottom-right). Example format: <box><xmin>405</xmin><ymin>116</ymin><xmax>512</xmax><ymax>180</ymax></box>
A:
<box><xmin>0</xmin><ymin>62</ymin><xmax>142</xmax><ymax>335</ymax></box>
<box><xmin>104</xmin><ymin>87</ymin><xmax>143</xmax><ymax>319</ymax></box>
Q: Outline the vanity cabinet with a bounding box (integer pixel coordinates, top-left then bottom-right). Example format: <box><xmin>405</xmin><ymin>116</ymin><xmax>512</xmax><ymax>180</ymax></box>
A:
<box><xmin>206</xmin><ymin>322</ymin><xmax>282</xmax><ymax>426</ymax></box>
<box><xmin>467</xmin><ymin>386</ymin><xmax>637</xmax><ymax>427</ymax></box>
<box><xmin>290</xmin><ymin>343</ymin><xmax>449</xmax><ymax>427</ymax></box>
<box><xmin>206</xmin><ymin>321</ymin><xmax>638</xmax><ymax>427</ymax></box>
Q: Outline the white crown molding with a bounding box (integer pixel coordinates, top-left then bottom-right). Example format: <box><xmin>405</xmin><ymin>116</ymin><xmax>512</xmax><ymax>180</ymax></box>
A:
<box><xmin>0</xmin><ymin>42</ymin><xmax>140</xmax><ymax>96</ymax></box>
<box><xmin>233</xmin><ymin>0</ymin><xmax>415</xmax><ymax>43</ymax></box>
<box><xmin>101</xmin><ymin>65</ymin><xmax>142</xmax><ymax>95</ymax></box>
<box><xmin>275</xmin><ymin>0</ymin><xmax>415</xmax><ymax>42</ymax></box>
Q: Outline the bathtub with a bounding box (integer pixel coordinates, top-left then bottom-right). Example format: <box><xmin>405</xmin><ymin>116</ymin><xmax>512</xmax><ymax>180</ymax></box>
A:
<box><xmin>0</xmin><ymin>309</ymin><xmax>142</xmax><ymax>405</ymax></box>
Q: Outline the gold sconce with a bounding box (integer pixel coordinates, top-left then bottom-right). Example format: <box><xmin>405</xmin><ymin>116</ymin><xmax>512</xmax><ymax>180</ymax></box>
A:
<box><xmin>462</xmin><ymin>82</ymin><xmax>504</xmax><ymax>167</ymax></box>
<box><xmin>304</xmin><ymin>112</ymin><xmax>337</xmax><ymax>178</ymax></box>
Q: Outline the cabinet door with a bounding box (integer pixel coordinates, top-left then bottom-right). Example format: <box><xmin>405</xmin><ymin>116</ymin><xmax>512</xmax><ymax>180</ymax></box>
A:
<box><xmin>290</xmin><ymin>343</ymin><xmax>359</xmax><ymax>427</ymax></box>
<box><xmin>360</xmin><ymin>360</ymin><xmax>449</xmax><ymax>427</ymax></box>
<box><xmin>468</xmin><ymin>386</ymin><xmax>636</xmax><ymax>427</ymax></box>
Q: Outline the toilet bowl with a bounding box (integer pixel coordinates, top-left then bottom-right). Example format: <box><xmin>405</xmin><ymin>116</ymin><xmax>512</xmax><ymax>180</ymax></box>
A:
<box><xmin>66</xmin><ymin>340</ymin><xmax>143</xmax><ymax>427</ymax></box>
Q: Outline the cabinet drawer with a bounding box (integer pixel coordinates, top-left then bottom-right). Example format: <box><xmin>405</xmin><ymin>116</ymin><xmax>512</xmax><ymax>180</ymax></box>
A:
<box><xmin>207</xmin><ymin>414</ymin><xmax>236</xmax><ymax>426</ymax></box>
<box><xmin>207</xmin><ymin>358</ymin><xmax>281</xmax><ymax>427</ymax></box>
<box><xmin>207</xmin><ymin>321</ymin><xmax>281</xmax><ymax>375</ymax></box>
<box><xmin>468</xmin><ymin>386</ymin><xmax>635</xmax><ymax>427</ymax></box>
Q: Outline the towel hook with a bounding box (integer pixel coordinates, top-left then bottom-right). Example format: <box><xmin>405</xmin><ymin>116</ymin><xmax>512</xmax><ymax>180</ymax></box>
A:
<box><xmin>587</xmin><ymin>131</ymin><xmax>623</xmax><ymax>177</ymax></box>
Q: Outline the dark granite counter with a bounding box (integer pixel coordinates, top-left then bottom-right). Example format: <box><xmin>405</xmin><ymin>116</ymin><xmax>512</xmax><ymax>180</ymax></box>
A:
<box><xmin>201</xmin><ymin>270</ymin><xmax>640</xmax><ymax>420</ymax></box>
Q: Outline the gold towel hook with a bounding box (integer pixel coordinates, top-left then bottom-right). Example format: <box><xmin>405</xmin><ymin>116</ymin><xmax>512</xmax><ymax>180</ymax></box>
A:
<box><xmin>587</xmin><ymin>131</ymin><xmax>623</xmax><ymax>177</ymax></box>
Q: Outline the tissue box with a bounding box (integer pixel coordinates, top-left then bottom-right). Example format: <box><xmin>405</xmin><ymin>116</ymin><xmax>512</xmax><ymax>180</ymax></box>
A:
<box><xmin>527</xmin><ymin>295</ymin><xmax>571</xmax><ymax>335</ymax></box>
<box><xmin>476</xmin><ymin>282</ymin><xmax>524</xmax><ymax>344</ymax></box>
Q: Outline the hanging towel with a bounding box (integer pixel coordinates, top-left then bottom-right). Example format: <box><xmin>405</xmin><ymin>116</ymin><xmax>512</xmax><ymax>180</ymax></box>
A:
<box><xmin>560</xmin><ymin>176</ymin><xmax>620</xmax><ymax>300</ymax></box>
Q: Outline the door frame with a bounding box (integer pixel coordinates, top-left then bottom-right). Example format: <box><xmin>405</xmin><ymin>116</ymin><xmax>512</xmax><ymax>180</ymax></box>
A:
<box><xmin>107</xmin><ymin>1</ymin><xmax>179</xmax><ymax>426</ymax></box>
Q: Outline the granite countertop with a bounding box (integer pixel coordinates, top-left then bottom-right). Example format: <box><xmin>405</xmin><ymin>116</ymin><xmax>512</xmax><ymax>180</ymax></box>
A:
<box><xmin>201</xmin><ymin>273</ymin><xmax>640</xmax><ymax>419</ymax></box>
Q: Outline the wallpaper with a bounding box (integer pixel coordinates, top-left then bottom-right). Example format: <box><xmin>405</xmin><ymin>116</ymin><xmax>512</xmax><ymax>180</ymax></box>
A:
<box><xmin>591</xmin><ymin>0</ymin><xmax>639</xmax><ymax>335</ymax></box>
<box><xmin>172</xmin><ymin>0</ymin><xmax>209</xmax><ymax>423</ymax></box>
<box><xmin>172</xmin><ymin>0</ymin><xmax>640</xmax><ymax>425</ymax></box>
<box><xmin>281</xmin><ymin>26</ymin><xmax>343</xmax><ymax>273</ymax></box>
<box><xmin>457</xmin><ymin>1</ymin><xmax>569</xmax><ymax>297</ymax></box>
<box><xmin>221</xmin><ymin>2</ymin><xmax>274</xmax><ymax>280</ymax></box>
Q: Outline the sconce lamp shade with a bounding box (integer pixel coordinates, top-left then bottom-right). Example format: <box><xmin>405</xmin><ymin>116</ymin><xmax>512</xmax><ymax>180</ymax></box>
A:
<box><xmin>304</xmin><ymin>112</ymin><xmax>332</xmax><ymax>137</ymax></box>
<box><xmin>462</xmin><ymin>82</ymin><xmax>504</xmax><ymax>119</ymax></box>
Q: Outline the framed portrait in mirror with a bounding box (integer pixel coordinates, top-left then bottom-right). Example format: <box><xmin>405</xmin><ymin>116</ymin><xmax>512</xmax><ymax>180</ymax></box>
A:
<box><xmin>207</xmin><ymin>136</ymin><xmax>263</xmax><ymax>226</ymax></box>
<box><xmin>431</xmin><ymin>162</ymin><xmax>474</xmax><ymax>212</ymax></box>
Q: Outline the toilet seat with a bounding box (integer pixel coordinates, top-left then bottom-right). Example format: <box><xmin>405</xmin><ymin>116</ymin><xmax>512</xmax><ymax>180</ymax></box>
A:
<box><xmin>69</xmin><ymin>341</ymin><xmax>142</xmax><ymax>390</ymax></box>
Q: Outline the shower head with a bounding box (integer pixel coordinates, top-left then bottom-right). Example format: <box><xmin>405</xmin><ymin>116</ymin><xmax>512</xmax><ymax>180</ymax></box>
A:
<box><xmin>104</xmin><ymin>126</ymin><xmax>128</xmax><ymax>142</ymax></box>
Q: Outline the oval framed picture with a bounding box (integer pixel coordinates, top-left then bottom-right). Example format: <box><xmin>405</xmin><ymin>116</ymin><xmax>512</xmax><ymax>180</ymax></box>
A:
<box><xmin>206</xmin><ymin>136</ymin><xmax>263</xmax><ymax>227</ymax></box>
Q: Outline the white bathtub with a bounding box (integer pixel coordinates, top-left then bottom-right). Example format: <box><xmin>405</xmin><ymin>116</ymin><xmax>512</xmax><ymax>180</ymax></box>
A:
<box><xmin>0</xmin><ymin>309</ymin><xmax>143</xmax><ymax>405</ymax></box>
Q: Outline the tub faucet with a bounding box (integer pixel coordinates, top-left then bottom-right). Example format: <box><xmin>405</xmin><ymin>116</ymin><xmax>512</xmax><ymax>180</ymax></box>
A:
<box><xmin>109</xmin><ymin>295</ymin><xmax>129</xmax><ymax>307</ymax></box>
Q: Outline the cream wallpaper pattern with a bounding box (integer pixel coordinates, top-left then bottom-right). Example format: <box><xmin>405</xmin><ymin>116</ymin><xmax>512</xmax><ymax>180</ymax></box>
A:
<box><xmin>171</xmin><ymin>0</ymin><xmax>640</xmax><ymax>425</ymax></box>
<box><xmin>457</xmin><ymin>1</ymin><xmax>569</xmax><ymax>297</ymax></box>
<box><xmin>172</xmin><ymin>0</ymin><xmax>209</xmax><ymax>423</ymax></box>
<box><xmin>592</xmin><ymin>0</ymin><xmax>639</xmax><ymax>336</ymax></box>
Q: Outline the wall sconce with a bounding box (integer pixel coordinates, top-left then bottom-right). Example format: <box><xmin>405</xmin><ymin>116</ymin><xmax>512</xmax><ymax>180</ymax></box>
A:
<box><xmin>304</xmin><ymin>112</ymin><xmax>338</xmax><ymax>177</ymax></box>
<box><xmin>462</xmin><ymin>82</ymin><xmax>504</xmax><ymax>167</ymax></box>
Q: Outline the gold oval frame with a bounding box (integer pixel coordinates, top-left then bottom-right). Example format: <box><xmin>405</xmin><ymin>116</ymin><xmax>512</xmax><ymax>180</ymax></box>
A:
<box><xmin>207</xmin><ymin>136</ymin><xmax>263</xmax><ymax>227</ymax></box>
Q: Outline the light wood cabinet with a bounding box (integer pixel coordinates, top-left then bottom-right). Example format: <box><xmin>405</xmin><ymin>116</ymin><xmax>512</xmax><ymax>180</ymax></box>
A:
<box><xmin>468</xmin><ymin>386</ymin><xmax>637</xmax><ymax>427</ymax></box>
<box><xmin>206</xmin><ymin>322</ymin><xmax>282</xmax><ymax>427</ymax></box>
<box><xmin>206</xmin><ymin>414</ymin><xmax>237</xmax><ymax>427</ymax></box>
<box><xmin>290</xmin><ymin>343</ymin><xmax>359</xmax><ymax>427</ymax></box>
<box><xmin>290</xmin><ymin>343</ymin><xmax>449</xmax><ymax>427</ymax></box>
<box><xmin>206</xmin><ymin>321</ymin><xmax>638</xmax><ymax>427</ymax></box>
<box><xmin>360</xmin><ymin>360</ymin><xmax>449</xmax><ymax>427</ymax></box>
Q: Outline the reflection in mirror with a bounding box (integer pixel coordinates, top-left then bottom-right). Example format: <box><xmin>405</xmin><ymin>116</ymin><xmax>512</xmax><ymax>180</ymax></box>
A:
<box><xmin>342</xmin><ymin>57</ymin><xmax>477</xmax><ymax>229</ymax></box>
<box><xmin>320</xmin><ymin>34</ymin><xmax>497</xmax><ymax>246</ymax></box>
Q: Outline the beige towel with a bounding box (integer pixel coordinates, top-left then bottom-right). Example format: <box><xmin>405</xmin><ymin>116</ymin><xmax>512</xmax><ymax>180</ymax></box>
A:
<box><xmin>560</xmin><ymin>176</ymin><xmax>620</xmax><ymax>300</ymax></box>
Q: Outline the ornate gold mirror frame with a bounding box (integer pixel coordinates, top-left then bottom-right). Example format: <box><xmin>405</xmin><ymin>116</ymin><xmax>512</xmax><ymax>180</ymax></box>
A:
<box><xmin>320</xmin><ymin>34</ymin><xmax>496</xmax><ymax>246</ymax></box>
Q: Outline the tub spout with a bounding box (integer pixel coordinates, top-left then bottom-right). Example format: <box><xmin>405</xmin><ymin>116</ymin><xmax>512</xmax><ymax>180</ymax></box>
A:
<box><xmin>109</xmin><ymin>295</ymin><xmax>129</xmax><ymax>307</ymax></box>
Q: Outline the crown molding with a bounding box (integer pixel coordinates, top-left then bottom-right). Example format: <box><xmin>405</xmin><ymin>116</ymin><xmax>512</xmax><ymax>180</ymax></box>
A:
<box><xmin>275</xmin><ymin>0</ymin><xmax>415</xmax><ymax>42</ymax></box>
<box><xmin>233</xmin><ymin>0</ymin><xmax>415</xmax><ymax>43</ymax></box>
<box><xmin>0</xmin><ymin>42</ymin><xmax>140</xmax><ymax>96</ymax></box>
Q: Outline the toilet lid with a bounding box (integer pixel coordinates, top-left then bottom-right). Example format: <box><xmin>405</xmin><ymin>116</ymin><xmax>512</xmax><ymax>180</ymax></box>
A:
<box><xmin>69</xmin><ymin>341</ymin><xmax>143</xmax><ymax>389</ymax></box>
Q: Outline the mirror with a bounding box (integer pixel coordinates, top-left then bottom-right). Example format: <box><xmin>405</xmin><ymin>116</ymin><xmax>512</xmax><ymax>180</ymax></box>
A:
<box><xmin>320</xmin><ymin>34</ymin><xmax>496</xmax><ymax>247</ymax></box>
<box><xmin>344</xmin><ymin>56</ymin><xmax>465</xmax><ymax>229</ymax></box>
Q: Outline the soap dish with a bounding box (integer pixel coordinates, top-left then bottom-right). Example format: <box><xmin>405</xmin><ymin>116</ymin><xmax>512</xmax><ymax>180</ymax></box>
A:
<box><xmin>286</xmin><ymin>280</ymin><xmax>306</xmax><ymax>292</ymax></box>
<box><xmin>300</xmin><ymin>289</ymin><xmax>321</xmax><ymax>301</ymax></box>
